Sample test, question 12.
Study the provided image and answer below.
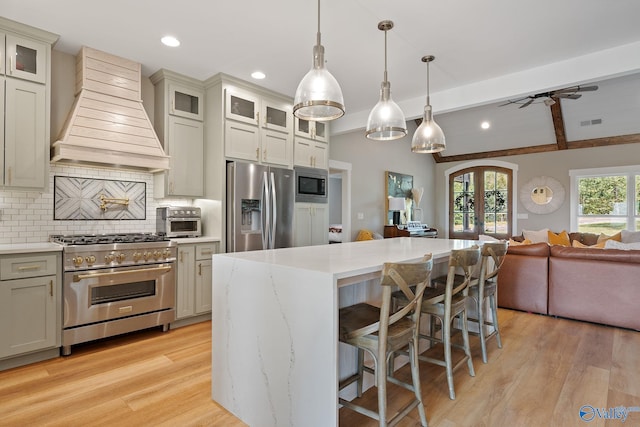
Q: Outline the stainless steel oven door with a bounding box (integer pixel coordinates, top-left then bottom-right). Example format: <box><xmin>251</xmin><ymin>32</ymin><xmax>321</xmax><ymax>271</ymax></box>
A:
<box><xmin>63</xmin><ymin>263</ymin><xmax>175</xmax><ymax>328</ymax></box>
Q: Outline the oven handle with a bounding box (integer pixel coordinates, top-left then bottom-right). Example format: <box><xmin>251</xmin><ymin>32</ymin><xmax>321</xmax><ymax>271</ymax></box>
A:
<box><xmin>73</xmin><ymin>266</ymin><xmax>172</xmax><ymax>282</ymax></box>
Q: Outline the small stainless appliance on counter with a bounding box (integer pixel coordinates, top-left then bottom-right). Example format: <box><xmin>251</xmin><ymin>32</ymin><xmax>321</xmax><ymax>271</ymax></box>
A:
<box><xmin>156</xmin><ymin>206</ymin><xmax>202</xmax><ymax>237</ymax></box>
<box><xmin>51</xmin><ymin>233</ymin><xmax>177</xmax><ymax>355</ymax></box>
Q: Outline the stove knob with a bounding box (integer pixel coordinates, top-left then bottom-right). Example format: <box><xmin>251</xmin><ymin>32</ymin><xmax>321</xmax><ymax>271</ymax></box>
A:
<box><xmin>73</xmin><ymin>256</ymin><xmax>84</xmax><ymax>267</ymax></box>
<box><xmin>105</xmin><ymin>254</ymin><xmax>115</xmax><ymax>263</ymax></box>
<box><xmin>117</xmin><ymin>253</ymin><xmax>127</xmax><ymax>263</ymax></box>
<box><xmin>163</xmin><ymin>249</ymin><xmax>171</xmax><ymax>259</ymax></box>
<box><xmin>153</xmin><ymin>251</ymin><xmax>161</xmax><ymax>260</ymax></box>
<box><xmin>85</xmin><ymin>255</ymin><xmax>96</xmax><ymax>265</ymax></box>
<box><xmin>143</xmin><ymin>251</ymin><xmax>152</xmax><ymax>261</ymax></box>
<box><xmin>133</xmin><ymin>252</ymin><xmax>142</xmax><ymax>262</ymax></box>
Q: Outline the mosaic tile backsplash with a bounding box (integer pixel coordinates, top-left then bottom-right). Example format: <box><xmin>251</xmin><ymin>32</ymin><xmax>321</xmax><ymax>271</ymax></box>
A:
<box><xmin>54</xmin><ymin>176</ymin><xmax>146</xmax><ymax>220</ymax></box>
<box><xmin>0</xmin><ymin>164</ymin><xmax>192</xmax><ymax>244</ymax></box>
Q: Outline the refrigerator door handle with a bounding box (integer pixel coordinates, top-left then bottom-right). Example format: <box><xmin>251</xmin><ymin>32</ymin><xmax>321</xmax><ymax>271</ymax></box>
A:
<box><xmin>270</xmin><ymin>172</ymin><xmax>277</xmax><ymax>249</ymax></box>
<box><xmin>261</xmin><ymin>171</ymin><xmax>270</xmax><ymax>250</ymax></box>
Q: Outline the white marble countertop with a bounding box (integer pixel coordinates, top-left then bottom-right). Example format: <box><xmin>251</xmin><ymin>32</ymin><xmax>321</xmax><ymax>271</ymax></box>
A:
<box><xmin>170</xmin><ymin>236</ymin><xmax>221</xmax><ymax>244</ymax></box>
<box><xmin>0</xmin><ymin>242</ymin><xmax>63</xmax><ymax>255</ymax></box>
<box><xmin>215</xmin><ymin>237</ymin><xmax>478</xmax><ymax>280</ymax></box>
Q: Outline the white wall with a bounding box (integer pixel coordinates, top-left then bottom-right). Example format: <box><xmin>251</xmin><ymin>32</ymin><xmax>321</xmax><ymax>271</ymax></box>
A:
<box><xmin>329</xmin><ymin>120</ymin><xmax>436</xmax><ymax>240</ymax></box>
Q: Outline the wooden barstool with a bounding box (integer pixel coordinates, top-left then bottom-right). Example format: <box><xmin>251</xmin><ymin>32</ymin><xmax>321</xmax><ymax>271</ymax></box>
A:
<box><xmin>338</xmin><ymin>255</ymin><xmax>433</xmax><ymax>427</ymax></box>
<box><xmin>392</xmin><ymin>246</ymin><xmax>480</xmax><ymax>400</ymax></box>
<box><xmin>431</xmin><ymin>241</ymin><xmax>508</xmax><ymax>363</ymax></box>
<box><xmin>466</xmin><ymin>241</ymin><xmax>508</xmax><ymax>363</ymax></box>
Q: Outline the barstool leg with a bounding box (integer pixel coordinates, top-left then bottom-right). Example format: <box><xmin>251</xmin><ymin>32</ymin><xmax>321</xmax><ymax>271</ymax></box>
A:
<box><xmin>357</xmin><ymin>348</ymin><xmax>365</xmax><ymax>397</ymax></box>
<box><xmin>461</xmin><ymin>309</ymin><xmax>475</xmax><ymax>378</ymax></box>
<box><xmin>377</xmin><ymin>352</ymin><xmax>387</xmax><ymax>427</ymax></box>
<box><xmin>409</xmin><ymin>339</ymin><xmax>428</xmax><ymax>426</ymax></box>
<box><xmin>443</xmin><ymin>316</ymin><xmax>455</xmax><ymax>400</ymax></box>
<box><xmin>478</xmin><ymin>297</ymin><xmax>488</xmax><ymax>364</ymax></box>
<box><xmin>490</xmin><ymin>295</ymin><xmax>502</xmax><ymax>349</ymax></box>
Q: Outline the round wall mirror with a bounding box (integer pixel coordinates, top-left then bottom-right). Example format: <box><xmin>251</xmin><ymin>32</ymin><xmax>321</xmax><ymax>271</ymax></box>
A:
<box><xmin>531</xmin><ymin>185</ymin><xmax>553</xmax><ymax>205</ymax></box>
<box><xmin>520</xmin><ymin>176</ymin><xmax>565</xmax><ymax>214</ymax></box>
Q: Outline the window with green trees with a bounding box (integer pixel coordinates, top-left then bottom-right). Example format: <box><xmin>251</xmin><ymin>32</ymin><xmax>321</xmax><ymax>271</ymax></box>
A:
<box><xmin>571</xmin><ymin>167</ymin><xmax>640</xmax><ymax>233</ymax></box>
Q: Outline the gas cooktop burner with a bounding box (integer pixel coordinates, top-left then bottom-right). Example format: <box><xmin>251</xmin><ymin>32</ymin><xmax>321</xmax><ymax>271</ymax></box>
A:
<box><xmin>51</xmin><ymin>233</ymin><xmax>170</xmax><ymax>246</ymax></box>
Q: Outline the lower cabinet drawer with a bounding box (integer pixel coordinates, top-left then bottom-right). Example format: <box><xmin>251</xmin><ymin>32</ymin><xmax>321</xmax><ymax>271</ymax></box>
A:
<box><xmin>1</xmin><ymin>254</ymin><xmax>58</xmax><ymax>280</ymax></box>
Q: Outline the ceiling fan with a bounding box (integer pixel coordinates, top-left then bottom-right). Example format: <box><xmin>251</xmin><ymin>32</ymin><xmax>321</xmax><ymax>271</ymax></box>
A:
<box><xmin>500</xmin><ymin>85</ymin><xmax>599</xmax><ymax>108</ymax></box>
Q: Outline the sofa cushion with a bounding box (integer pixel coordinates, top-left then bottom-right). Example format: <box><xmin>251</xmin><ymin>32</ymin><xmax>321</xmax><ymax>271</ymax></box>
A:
<box><xmin>568</xmin><ymin>232</ymin><xmax>599</xmax><ymax>246</ymax></box>
<box><xmin>604</xmin><ymin>240</ymin><xmax>640</xmax><ymax>250</ymax></box>
<box><xmin>621</xmin><ymin>230</ymin><xmax>640</xmax><ymax>243</ymax></box>
<box><xmin>507</xmin><ymin>242</ymin><xmax>550</xmax><ymax>256</ymax></box>
<box><xmin>550</xmin><ymin>245</ymin><xmax>640</xmax><ymax>263</ymax></box>
<box><xmin>522</xmin><ymin>228</ymin><xmax>549</xmax><ymax>243</ymax></box>
<box><xmin>548</xmin><ymin>230</ymin><xmax>570</xmax><ymax>246</ymax></box>
<box><xmin>572</xmin><ymin>240</ymin><xmax>606</xmax><ymax>249</ymax></box>
<box><xmin>597</xmin><ymin>231</ymin><xmax>622</xmax><ymax>243</ymax></box>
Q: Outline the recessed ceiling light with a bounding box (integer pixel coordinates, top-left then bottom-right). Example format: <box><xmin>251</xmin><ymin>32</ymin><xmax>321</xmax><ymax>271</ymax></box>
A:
<box><xmin>161</xmin><ymin>36</ymin><xmax>180</xmax><ymax>47</ymax></box>
<box><xmin>481</xmin><ymin>121</ymin><xmax>490</xmax><ymax>130</ymax></box>
<box><xmin>251</xmin><ymin>71</ymin><xmax>266</xmax><ymax>80</ymax></box>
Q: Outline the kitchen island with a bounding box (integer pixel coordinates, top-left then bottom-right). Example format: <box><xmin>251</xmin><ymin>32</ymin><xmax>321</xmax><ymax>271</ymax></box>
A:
<box><xmin>211</xmin><ymin>237</ymin><xmax>477</xmax><ymax>427</ymax></box>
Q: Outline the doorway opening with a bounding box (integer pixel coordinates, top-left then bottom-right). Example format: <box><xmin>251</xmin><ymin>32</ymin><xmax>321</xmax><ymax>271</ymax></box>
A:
<box><xmin>329</xmin><ymin>160</ymin><xmax>352</xmax><ymax>243</ymax></box>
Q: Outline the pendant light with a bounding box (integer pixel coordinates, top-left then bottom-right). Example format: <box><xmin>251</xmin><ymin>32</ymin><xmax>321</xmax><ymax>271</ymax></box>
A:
<box><xmin>293</xmin><ymin>0</ymin><xmax>345</xmax><ymax>122</ymax></box>
<box><xmin>365</xmin><ymin>20</ymin><xmax>407</xmax><ymax>140</ymax></box>
<box><xmin>411</xmin><ymin>55</ymin><xmax>446</xmax><ymax>153</ymax></box>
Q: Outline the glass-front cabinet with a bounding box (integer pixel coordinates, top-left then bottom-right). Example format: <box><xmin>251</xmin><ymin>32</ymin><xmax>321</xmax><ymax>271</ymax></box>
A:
<box><xmin>225</xmin><ymin>89</ymin><xmax>260</xmax><ymax>125</ymax></box>
<box><xmin>5</xmin><ymin>34</ymin><xmax>47</xmax><ymax>84</ymax></box>
<box><xmin>295</xmin><ymin>118</ymin><xmax>328</xmax><ymax>143</ymax></box>
<box><xmin>169</xmin><ymin>84</ymin><xmax>203</xmax><ymax>121</ymax></box>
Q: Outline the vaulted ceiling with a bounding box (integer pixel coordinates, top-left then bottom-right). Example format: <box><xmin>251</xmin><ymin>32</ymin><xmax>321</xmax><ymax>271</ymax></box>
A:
<box><xmin>3</xmin><ymin>0</ymin><xmax>640</xmax><ymax>159</ymax></box>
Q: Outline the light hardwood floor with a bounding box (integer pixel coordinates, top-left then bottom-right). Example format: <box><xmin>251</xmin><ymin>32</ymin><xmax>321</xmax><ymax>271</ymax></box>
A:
<box><xmin>1</xmin><ymin>310</ymin><xmax>639</xmax><ymax>426</ymax></box>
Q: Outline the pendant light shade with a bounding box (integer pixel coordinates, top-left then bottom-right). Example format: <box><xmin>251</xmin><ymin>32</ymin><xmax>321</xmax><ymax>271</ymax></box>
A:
<box><xmin>293</xmin><ymin>0</ymin><xmax>345</xmax><ymax>122</ymax></box>
<box><xmin>411</xmin><ymin>55</ymin><xmax>446</xmax><ymax>153</ymax></box>
<box><xmin>366</xmin><ymin>20</ymin><xmax>407</xmax><ymax>140</ymax></box>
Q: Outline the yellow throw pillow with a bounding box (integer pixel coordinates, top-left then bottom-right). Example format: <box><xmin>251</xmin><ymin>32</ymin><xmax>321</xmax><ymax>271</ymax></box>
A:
<box><xmin>597</xmin><ymin>231</ymin><xmax>622</xmax><ymax>243</ymax></box>
<box><xmin>508</xmin><ymin>238</ymin><xmax>532</xmax><ymax>246</ymax></box>
<box><xmin>355</xmin><ymin>229</ymin><xmax>374</xmax><ymax>241</ymax></box>
<box><xmin>548</xmin><ymin>230</ymin><xmax>571</xmax><ymax>247</ymax></box>
<box><xmin>572</xmin><ymin>240</ymin><xmax>605</xmax><ymax>249</ymax></box>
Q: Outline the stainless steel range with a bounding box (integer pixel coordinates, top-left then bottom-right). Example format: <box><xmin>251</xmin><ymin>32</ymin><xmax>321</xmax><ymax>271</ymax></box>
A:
<box><xmin>51</xmin><ymin>233</ymin><xmax>177</xmax><ymax>355</ymax></box>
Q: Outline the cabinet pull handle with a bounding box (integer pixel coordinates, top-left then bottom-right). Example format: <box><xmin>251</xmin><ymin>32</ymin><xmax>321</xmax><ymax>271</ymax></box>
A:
<box><xmin>201</xmin><ymin>250</ymin><xmax>213</xmax><ymax>255</ymax></box>
<box><xmin>256</xmin><ymin>112</ymin><xmax>259</xmax><ymax>124</ymax></box>
<box><xmin>18</xmin><ymin>265</ymin><xmax>41</xmax><ymax>271</ymax></box>
<box><xmin>49</xmin><ymin>280</ymin><xmax>53</xmax><ymax>296</ymax></box>
<box><xmin>198</xmin><ymin>263</ymin><xmax>202</xmax><ymax>276</ymax></box>
<box><xmin>9</xmin><ymin>56</ymin><xmax>12</xmax><ymax>74</ymax></box>
<box><xmin>180</xmin><ymin>251</ymin><xmax>184</xmax><ymax>263</ymax></box>
<box><xmin>263</xmin><ymin>149</ymin><xmax>267</xmax><ymax>161</ymax></box>
<box><xmin>256</xmin><ymin>148</ymin><xmax>260</xmax><ymax>160</ymax></box>
<box><xmin>7</xmin><ymin>167</ymin><xmax>12</xmax><ymax>185</ymax></box>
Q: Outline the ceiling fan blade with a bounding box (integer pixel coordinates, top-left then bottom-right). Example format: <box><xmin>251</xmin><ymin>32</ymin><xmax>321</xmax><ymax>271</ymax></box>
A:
<box><xmin>555</xmin><ymin>93</ymin><xmax>582</xmax><ymax>99</ymax></box>
<box><xmin>519</xmin><ymin>98</ymin><xmax>534</xmax><ymax>109</ymax></box>
<box><xmin>577</xmin><ymin>85</ymin><xmax>598</xmax><ymax>92</ymax></box>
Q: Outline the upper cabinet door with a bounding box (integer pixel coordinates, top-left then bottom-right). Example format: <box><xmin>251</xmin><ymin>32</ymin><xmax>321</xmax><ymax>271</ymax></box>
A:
<box><xmin>225</xmin><ymin>88</ymin><xmax>259</xmax><ymax>126</ymax></box>
<box><xmin>5</xmin><ymin>35</ymin><xmax>47</xmax><ymax>84</ymax></box>
<box><xmin>169</xmin><ymin>84</ymin><xmax>203</xmax><ymax>121</ymax></box>
<box><xmin>0</xmin><ymin>33</ymin><xmax>5</xmax><ymax>75</ymax></box>
<box><xmin>261</xmin><ymin>98</ymin><xmax>292</xmax><ymax>134</ymax></box>
<box><xmin>294</xmin><ymin>118</ymin><xmax>328</xmax><ymax>143</ymax></box>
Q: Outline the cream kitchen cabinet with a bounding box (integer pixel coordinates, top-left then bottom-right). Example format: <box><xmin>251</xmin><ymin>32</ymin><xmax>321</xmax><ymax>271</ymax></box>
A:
<box><xmin>294</xmin><ymin>203</ymin><xmax>329</xmax><ymax>247</ymax></box>
<box><xmin>294</xmin><ymin>137</ymin><xmax>328</xmax><ymax>169</ymax></box>
<box><xmin>0</xmin><ymin>252</ymin><xmax>61</xmax><ymax>360</ymax></box>
<box><xmin>224</xmin><ymin>87</ymin><xmax>293</xmax><ymax>167</ymax></box>
<box><xmin>0</xmin><ymin>18</ymin><xmax>57</xmax><ymax>191</ymax></box>
<box><xmin>294</xmin><ymin>118</ymin><xmax>328</xmax><ymax>143</ymax></box>
<box><xmin>151</xmin><ymin>69</ymin><xmax>205</xmax><ymax>198</ymax></box>
<box><xmin>175</xmin><ymin>242</ymin><xmax>218</xmax><ymax>321</ymax></box>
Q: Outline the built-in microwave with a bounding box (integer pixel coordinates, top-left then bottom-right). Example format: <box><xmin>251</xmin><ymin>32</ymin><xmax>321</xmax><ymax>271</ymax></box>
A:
<box><xmin>294</xmin><ymin>166</ymin><xmax>328</xmax><ymax>203</ymax></box>
<box><xmin>156</xmin><ymin>206</ymin><xmax>202</xmax><ymax>237</ymax></box>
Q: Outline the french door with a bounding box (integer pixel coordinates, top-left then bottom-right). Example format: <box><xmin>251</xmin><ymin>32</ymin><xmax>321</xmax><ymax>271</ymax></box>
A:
<box><xmin>449</xmin><ymin>166</ymin><xmax>513</xmax><ymax>240</ymax></box>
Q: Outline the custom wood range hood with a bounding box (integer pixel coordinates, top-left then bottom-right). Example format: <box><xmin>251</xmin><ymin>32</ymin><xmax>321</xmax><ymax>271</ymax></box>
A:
<box><xmin>51</xmin><ymin>46</ymin><xmax>169</xmax><ymax>172</ymax></box>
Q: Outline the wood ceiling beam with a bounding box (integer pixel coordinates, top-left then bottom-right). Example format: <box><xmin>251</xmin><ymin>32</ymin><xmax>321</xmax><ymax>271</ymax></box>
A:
<box><xmin>550</xmin><ymin>101</ymin><xmax>568</xmax><ymax>150</ymax></box>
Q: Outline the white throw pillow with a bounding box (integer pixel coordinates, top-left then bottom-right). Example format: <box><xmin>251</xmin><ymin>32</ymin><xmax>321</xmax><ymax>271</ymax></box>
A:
<box><xmin>604</xmin><ymin>240</ymin><xmax>640</xmax><ymax>250</ymax></box>
<box><xmin>522</xmin><ymin>228</ymin><xmax>549</xmax><ymax>244</ymax></box>
<box><xmin>621</xmin><ymin>230</ymin><xmax>640</xmax><ymax>243</ymax></box>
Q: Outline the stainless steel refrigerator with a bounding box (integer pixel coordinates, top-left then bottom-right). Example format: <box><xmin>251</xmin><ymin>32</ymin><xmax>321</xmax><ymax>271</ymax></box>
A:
<box><xmin>226</xmin><ymin>161</ymin><xmax>295</xmax><ymax>252</ymax></box>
